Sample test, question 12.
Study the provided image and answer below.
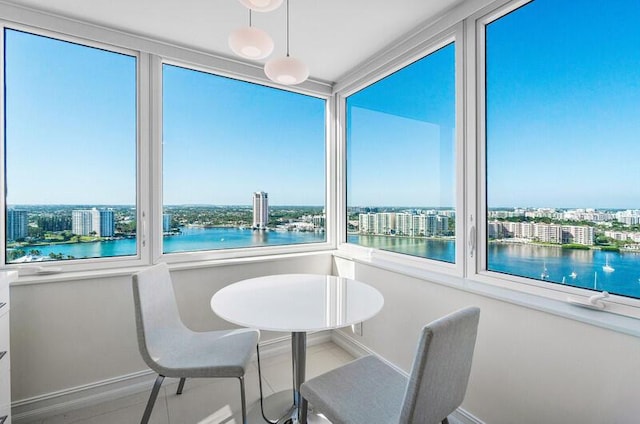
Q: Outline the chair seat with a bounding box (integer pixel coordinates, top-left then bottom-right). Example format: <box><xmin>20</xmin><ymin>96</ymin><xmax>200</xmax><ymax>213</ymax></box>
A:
<box><xmin>301</xmin><ymin>355</ymin><xmax>407</xmax><ymax>424</ymax></box>
<box><xmin>148</xmin><ymin>328</ymin><xmax>259</xmax><ymax>379</ymax></box>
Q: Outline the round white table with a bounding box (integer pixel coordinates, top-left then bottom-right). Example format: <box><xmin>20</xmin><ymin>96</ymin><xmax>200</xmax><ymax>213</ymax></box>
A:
<box><xmin>211</xmin><ymin>274</ymin><xmax>384</xmax><ymax>424</ymax></box>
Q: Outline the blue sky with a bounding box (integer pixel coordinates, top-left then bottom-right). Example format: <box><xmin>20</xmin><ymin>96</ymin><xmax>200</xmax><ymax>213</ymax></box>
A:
<box><xmin>5</xmin><ymin>29</ymin><xmax>136</xmax><ymax>205</ymax></box>
<box><xmin>347</xmin><ymin>43</ymin><xmax>456</xmax><ymax>207</ymax></box>
<box><xmin>486</xmin><ymin>0</ymin><xmax>640</xmax><ymax>209</ymax></box>
<box><xmin>4</xmin><ymin>30</ymin><xmax>325</xmax><ymax>206</ymax></box>
<box><xmin>5</xmin><ymin>0</ymin><xmax>639</xmax><ymax>209</ymax></box>
<box><xmin>162</xmin><ymin>65</ymin><xmax>325</xmax><ymax>206</ymax></box>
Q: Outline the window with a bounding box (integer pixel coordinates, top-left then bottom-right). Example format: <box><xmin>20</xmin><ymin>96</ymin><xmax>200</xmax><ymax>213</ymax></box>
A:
<box><xmin>162</xmin><ymin>64</ymin><xmax>326</xmax><ymax>254</ymax></box>
<box><xmin>3</xmin><ymin>29</ymin><xmax>137</xmax><ymax>264</ymax></box>
<box><xmin>346</xmin><ymin>43</ymin><xmax>457</xmax><ymax>263</ymax></box>
<box><xmin>485</xmin><ymin>0</ymin><xmax>640</xmax><ymax>299</ymax></box>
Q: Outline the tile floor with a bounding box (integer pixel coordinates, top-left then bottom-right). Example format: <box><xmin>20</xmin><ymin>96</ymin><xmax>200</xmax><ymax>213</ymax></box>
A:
<box><xmin>31</xmin><ymin>342</ymin><xmax>355</xmax><ymax>424</ymax></box>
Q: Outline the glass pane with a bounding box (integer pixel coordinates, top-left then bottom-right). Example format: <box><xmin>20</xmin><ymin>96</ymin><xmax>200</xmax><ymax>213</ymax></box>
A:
<box><xmin>486</xmin><ymin>0</ymin><xmax>640</xmax><ymax>298</ymax></box>
<box><xmin>4</xmin><ymin>29</ymin><xmax>137</xmax><ymax>263</ymax></box>
<box><xmin>346</xmin><ymin>44</ymin><xmax>456</xmax><ymax>263</ymax></box>
<box><xmin>162</xmin><ymin>65</ymin><xmax>326</xmax><ymax>253</ymax></box>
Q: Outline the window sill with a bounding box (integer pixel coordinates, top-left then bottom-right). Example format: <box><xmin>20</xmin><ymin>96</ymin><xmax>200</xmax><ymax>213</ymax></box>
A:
<box><xmin>9</xmin><ymin>250</ymin><xmax>335</xmax><ymax>286</ymax></box>
<box><xmin>333</xmin><ymin>250</ymin><xmax>640</xmax><ymax>339</ymax></box>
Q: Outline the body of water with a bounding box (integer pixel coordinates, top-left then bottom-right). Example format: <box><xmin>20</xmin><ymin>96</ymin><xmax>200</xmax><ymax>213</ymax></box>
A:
<box><xmin>21</xmin><ymin>226</ymin><xmax>326</xmax><ymax>259</ymax></box>
<box><xmin>16</xmin><ymin>229</ymin><xmax>640</xmax><ymax>299</ymax></box>
<box><xmin>350</xmin><ymin>235</ymin><xmax>640</xmax><ymax>299</ymax></box>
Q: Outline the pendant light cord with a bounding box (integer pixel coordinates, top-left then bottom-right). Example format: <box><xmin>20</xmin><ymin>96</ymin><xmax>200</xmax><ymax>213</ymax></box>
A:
<box><xmin>248</xmin><ymin>9</ymin><xmax>252</xmax><ymax>27</ymax></box>
<box><xmin>286</xmin><ymin>0</ymin><xmax>290</xmax><ymax>57</ymax></box>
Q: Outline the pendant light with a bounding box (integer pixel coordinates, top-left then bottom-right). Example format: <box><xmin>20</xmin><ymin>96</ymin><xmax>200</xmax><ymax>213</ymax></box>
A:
<box><xmin>238</xmin><ymin>0</ymin><xmax>283</xmax><ymax>13</ymax></box>
<box><xmin>228</xmin><ymin>10</ymin><xmax>274</xmax><ymax>60</ymax></box>
<box><xmin>264</xmin><ymin>0</ymin><xmax>309</xmax><ymax>85</ymax></box>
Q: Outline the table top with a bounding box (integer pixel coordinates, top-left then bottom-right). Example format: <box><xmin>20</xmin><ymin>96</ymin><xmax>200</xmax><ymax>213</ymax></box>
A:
<box><xmin>211</xmin><ymin>274</ymin><xmax>384</xmax><ymax>332</ymax></box>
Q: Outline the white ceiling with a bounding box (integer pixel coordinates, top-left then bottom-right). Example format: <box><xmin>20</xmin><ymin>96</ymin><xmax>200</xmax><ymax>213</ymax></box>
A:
<box><xmin>2</xmin><ymin>0</ymin><xmax>465</xmax><ymax>83</ymax></box>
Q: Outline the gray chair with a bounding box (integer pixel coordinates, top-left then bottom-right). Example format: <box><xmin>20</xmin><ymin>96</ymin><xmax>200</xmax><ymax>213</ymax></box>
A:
<box><xmin>132</xmin><ymin>263</ymin><xmax>260</xmax><ymax>424</ymax></box>
<box><xmin>300</xmin><ymin>307</ymin><xmax>480</xmax><ymax>424</ymax></box>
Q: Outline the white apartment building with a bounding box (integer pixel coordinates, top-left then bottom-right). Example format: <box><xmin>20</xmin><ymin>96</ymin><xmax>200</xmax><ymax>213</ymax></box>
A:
<box><xmin>375</xmin><ymin>213</ymin><xmax>395</xmax><ymax>235</ymax></box>
<box><xmin>252</xmin><ymin>191</ymin><xmax>269</xmax><ymax>230</ymax></box>
<box><xmin>358</xmin><ymin>212</ymin><xmax>449</xmax><ymax>237</ymax></box>
<box><xmin>395</xmin><ymin>213</ymin><xmax>413</xmax><ymax>236</ymax></box>
<box><xmin>615</xmin><ymin>209</ymin><xmax>640</xmax><ymax>225</ymax></box>
<box><xmin>563</xmin><ymin>225</ymin><xmax>595</xmax><ymax>245</ymax></box>
<box><xmin>489</xmin><ymin>221</ymin><xmax>594</xmax><ymax>245</ymax></box>
<box><xmin>72</xmin><ymin>208</ymin><xmax>115</xmax><ymax>237</ymax></box>
<box><xmin>358</xmin><ymin>213</ymin><xmax>376</xmax><ymax>234</ymax></box>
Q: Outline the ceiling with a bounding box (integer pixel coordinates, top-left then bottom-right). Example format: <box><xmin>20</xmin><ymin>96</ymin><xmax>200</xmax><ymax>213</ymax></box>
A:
<box><xmin>2</xmin><ymin>0</ymin><xmax>466</xmax><ymax>83</ymax></box>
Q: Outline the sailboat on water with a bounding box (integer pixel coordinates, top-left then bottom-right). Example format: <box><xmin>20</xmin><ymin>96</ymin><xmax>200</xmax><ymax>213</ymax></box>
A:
<box><xmin>541</xmin><ymin>262</ymin><xmax>549</xmax><ymax>279</ymax></box>
<box><xmin>602</xmin><ymin>255</ymin><xmax>615</xmax><ymax>273</ymax></box>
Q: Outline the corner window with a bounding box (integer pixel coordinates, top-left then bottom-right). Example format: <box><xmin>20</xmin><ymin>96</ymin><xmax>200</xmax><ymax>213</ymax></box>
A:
<box><xmin>161</xmin><ymin>64</ymin><xmax>326</xmax><ymax>254</ymax></box>
<box><xmin>4</xmin><ymin>29</ymin><xmax>137</xmax><ymax>264</ymax></box>
<box><xmin>485</xmin><ymin>0</ymin><xmax>640</xmax><ymax>299</ymax></box>
<box><xmin>346</xmin><ymin>43</ymin><xmax>456</xmax><ymax>263</ymax></box>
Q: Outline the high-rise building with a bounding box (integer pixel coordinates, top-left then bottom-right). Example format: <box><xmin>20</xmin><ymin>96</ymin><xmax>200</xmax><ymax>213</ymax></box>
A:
<box><xmin>7</xmin><ymin>209</ymin><xmax>28</xmax><ymax>241</ymax></box>
<box><xmin>163</xmin><ymin>214</ymin><xmax>172</xmax><ymax>233</ymax></box>
<box><xmin>99</xmin><ymin>210</ymin><xmax>115</xmax><ymax>237</ymax></box>
<box><xmin>72</xmin><ymin>208</ymin><xmax>115</xmax><ymax>237</ymax></box>
<box><xmin>252</xmin><ymin>191</ymin><xmax>269</xmax><ymax>230</ymax></box>
<box><xmin>72</xmin><ymin>210</ymin><xmax>94</xmax><ymax>236</ymax></box>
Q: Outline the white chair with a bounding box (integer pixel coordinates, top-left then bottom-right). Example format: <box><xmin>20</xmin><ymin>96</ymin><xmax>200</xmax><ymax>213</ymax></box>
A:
<box><xmin>300</xmin><ymin>306</ymin><xmax>480</xmax><ymax>424</ymax></box>
<box><xmin>132</xmin><ymin>263</ymin><xmax>259</xmax><ymax>424</ymax></box>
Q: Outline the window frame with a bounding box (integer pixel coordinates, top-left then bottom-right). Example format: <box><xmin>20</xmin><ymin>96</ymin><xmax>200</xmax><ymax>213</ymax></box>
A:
<box><xmin>152</xmin><ymin>58</ymin><xmax>335</xmax><ymax>265</ymax></box>
<box><xmin>468</xmin><ymin>0</ymin><xmax>640</xmax><ymax>318</ymax></box>
<box><xmin>0</xmin><ymin>22</ymin><xmax>151</xmax><ymax>273</ymax></box>
<box><xmin>336</xmin><ymin>24</ymin><xmax>465</xmax><ymax>278</ymax></box>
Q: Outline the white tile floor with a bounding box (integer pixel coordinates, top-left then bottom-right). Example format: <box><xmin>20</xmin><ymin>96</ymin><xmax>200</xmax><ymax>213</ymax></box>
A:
<box><xmin>32</xmin><ymin>342</ymin><xmax>354</xmax><ymax>424</ymax></box>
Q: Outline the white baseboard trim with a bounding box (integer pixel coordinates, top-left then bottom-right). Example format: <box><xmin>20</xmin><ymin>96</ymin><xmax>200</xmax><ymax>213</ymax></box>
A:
<box><xmin>330</xmin><ymin>329</ymin><xmax>485</xmax><ymax>424</ymax></box>
<box><xmin>12</xmin><ymin>331</ymin><xmax>331</xmax><ymax>424</ymax></box>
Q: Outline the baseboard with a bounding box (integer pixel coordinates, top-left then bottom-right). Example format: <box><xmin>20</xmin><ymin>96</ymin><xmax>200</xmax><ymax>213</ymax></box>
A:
<box><xmin>12</xmin><ymin>369</ymin><xmax>157</xmax><ymax>424</ymax></box>
<box><xmin>12</xmin><ymin>330</ymin><xmax>331</xmax><ymax>424</ymax></box>
<box><xmin>330</xmin><ymin>329</ymin><xmax>486</xmax><ymax>424</ymax></box>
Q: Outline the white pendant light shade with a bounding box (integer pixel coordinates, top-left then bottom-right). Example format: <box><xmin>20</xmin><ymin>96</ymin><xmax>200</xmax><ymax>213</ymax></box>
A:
<box><xmin>238</xmin><ymin>0</ymin><xmax>283</xmax><ymax>12</ymax></box>
<box><xmin>228</xmin><ymin>26</ymin><xmax>274</xmax><ymax>60</ymax></box>
<box><xmin>264</xmin><ymin>56</ymin><xmax>309</xmax><ymax>85</ymax></box>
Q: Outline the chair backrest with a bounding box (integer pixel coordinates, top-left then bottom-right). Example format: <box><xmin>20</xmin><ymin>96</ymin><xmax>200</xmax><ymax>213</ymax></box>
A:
<box><xmin>399</xmin><ymin>307</ymin><xmax>480</xmax><ymax>424</ymax></box>
<box><xmin>132</xmin><ymin>263</ymin><xmax>189</xmax><ymax>369</ymax></box>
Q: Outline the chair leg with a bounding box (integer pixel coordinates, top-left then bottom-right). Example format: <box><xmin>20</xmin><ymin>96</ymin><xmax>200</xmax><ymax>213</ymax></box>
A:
<box><xmin>141</xmin><ymin>374</ymin><xmax>165</xmax><ymax>424</ymax></box>
<box><xmin>238</xmin><ymin>376</ymin><xmax>247</xmax><ymax>424</ymax></box>
<box><xmin>176</xmin><ymin>377</ymin><xmax>186</xmax><ymax>395</ymax></box>
<box><xmin>299</xmin><ymin>396</ymin><xmax>308</xmax><ymax>424</ymax></box>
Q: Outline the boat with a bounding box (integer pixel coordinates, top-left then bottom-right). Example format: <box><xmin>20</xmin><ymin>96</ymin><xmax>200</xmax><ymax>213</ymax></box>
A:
<box><xmin>570</xmin><ymin>271</ymin><xmax>577</xmax><ymax>279</ymax></box>
<box><xmin>541</xmin><ymin>263</ymin><xmax>549</xmax><ymax>279</ymax></box>
<box><xmin>602</xmin><ymin>255</ymin><xmax>615</xmax><ymax>273</ymax></box>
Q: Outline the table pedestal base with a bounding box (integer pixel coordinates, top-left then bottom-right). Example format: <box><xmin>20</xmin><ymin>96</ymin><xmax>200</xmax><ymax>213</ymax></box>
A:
<box><xmin>247</xmin><ymin>390</ymin><xmax>331</xmax><ymax>424</ymax></box>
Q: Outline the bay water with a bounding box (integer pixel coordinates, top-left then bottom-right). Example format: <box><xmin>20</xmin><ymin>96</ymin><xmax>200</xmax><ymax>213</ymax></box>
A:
<box><xmin>20</xmin><ymin>228</ymin><xmax>640</xmax><ymax>298</ymax></box>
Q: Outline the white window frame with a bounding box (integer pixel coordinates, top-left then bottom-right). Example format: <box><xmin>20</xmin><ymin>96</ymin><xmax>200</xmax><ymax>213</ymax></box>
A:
<box><xmin>153</xmin><ymin>58</ymin><xmax>335</xmax><ymax>265</ymax></box>
<box><xmin>467</xmin><ymin>0</ymin><xmax>640</xmax><ymax>319</ymax></box>
<box><xmin>336</xmin><ymin>24</ymin><xmax>466</xmax><ymax>278</ymax></box>
<box><xmin>0</xmin><ymin>21</ymin><xmax>152</xmax><ymax>274</ymax></box>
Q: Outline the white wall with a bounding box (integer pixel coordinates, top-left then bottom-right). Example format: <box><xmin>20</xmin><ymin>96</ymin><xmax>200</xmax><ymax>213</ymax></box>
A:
<box><xmin>10</xmin><ymin>252</ymin><xmax>640</xmax><ymax>423</ymax></box>
<box><xmin>10</xmin><ymin>253</ymin><xmax>333</xmax><ymax>403</ymax></box>
<box><xmin>335</xmin><ymin>258</ymin><xmax>640</xmax><ymax>424</ymax></box>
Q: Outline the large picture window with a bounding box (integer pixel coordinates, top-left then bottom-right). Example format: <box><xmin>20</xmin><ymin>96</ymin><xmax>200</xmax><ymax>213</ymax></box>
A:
<box><xmin>485</xmin><ymin>0</ymin><xmax>640</xmax><ymax>299</ymax></box>
<box><xmin>4</xmin><ymin>29</ymin><xmax>137</xmax><ymax>264</ymax></box>
<box><xmin>346</xmin><ymin>44</ymin><xmax>456</xmax><ymax>263</ymax></box>
<box><xmin>162</xmin><ymin>64</ymin><xmax>326</xmax><ymax>254</ymax></box>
